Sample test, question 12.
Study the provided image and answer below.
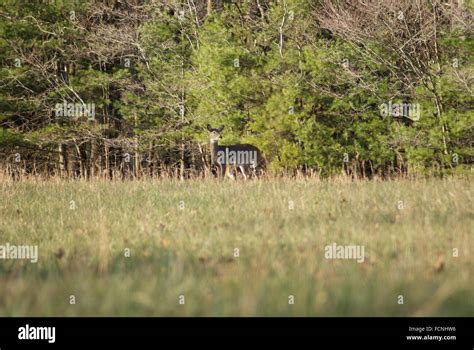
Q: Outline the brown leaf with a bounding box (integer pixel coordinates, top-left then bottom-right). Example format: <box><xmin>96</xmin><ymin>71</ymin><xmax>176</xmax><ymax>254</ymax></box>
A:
<box><xmin>54</xmin><ymin>248</ymin><xmax>65</xmax><ymax>260</ymax></box>
<box><xmin>434</xmin><ymin>254</ymin><xmax>445</xmax><ymax>273</ymax></box>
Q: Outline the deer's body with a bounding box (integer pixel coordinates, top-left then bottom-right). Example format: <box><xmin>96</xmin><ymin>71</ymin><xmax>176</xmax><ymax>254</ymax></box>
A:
<box><xmin>207</xmin><ymin>125</ymin><xmax>263</xmax><ymax>179</ymax></box>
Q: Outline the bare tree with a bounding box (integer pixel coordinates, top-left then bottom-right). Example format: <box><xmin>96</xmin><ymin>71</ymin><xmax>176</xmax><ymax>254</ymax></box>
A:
<box><xmin>316</xmin><ymin>0</ymin><xmax>472</xmax><ymax>155</ymax></box>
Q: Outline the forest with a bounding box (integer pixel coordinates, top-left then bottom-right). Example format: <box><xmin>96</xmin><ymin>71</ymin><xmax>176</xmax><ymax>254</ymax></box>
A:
<box><xmin>0</xmin><ymin>0</ymin><xmax>472</xmax><ymax>179</ymax></box>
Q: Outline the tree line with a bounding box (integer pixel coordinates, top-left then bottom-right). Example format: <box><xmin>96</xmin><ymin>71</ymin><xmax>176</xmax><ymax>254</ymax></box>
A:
<box><xmin>0</xmin><ymin>0</ymin><xmax>472</xmax><ymax>179</ymax></box>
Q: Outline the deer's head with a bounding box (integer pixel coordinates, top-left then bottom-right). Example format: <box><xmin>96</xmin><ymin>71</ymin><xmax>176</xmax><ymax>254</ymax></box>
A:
<box><xmin>207</xmin><ymin>124</ymin><xmax>224</xmax><ymax>143</ymax></box>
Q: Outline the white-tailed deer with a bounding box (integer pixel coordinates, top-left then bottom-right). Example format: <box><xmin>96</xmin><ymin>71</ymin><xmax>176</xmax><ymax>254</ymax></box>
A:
<box><xmin>207</xmin><ymin>124</ymin><xmax>263</xmax><ymax>179</ymax></box>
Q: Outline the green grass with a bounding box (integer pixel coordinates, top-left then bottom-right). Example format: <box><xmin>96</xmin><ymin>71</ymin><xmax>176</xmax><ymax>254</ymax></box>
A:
<box><xmin>0</xmin><ymin>178</ymin><xmax>472</xmax><ymax>316</ymax></box>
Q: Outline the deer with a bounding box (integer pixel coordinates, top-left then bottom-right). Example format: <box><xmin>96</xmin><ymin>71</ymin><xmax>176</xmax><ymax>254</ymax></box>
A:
<box><xmin>207</xmin><ymin>124</ymin><xmax>263</xmax><ymax>179</ymax></box>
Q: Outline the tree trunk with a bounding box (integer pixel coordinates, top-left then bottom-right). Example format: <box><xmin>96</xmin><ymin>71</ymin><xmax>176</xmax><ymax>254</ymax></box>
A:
<box><xmin>66</xmin><ymin>144</ymin><xmax>75</xmax><ymax>178</ymax></box>
<box><xmin>90</xmin><ymin>139</ymin><xmax>97</xmax><ymax>178</ymax></box>
<box><xmin>58</xmin><ymin>143</ymin><xmax>66</xmax><ymax>178</ymax></box>
<box><xmin>134</xmin><ymin>114</ymin><xmax>140</xmax><ymax>179</ymax></box>
<box><xmin>104</xmin><ymin>143</ymin><xmax>109</xmax><ymax>179</ymax></box>
<box><xmin>207</xmin><ymin>0</ymin><xmax>212</xmax><ymax>16</ymax></box>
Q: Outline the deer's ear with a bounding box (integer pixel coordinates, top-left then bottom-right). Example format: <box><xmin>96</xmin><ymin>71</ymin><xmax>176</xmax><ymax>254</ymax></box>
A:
<box><xmin>217</xmin><ymin>125</ymin><xmax>224</xmax><ymax>132</ymax></box>
<box><xmin>206</xmin><ymin>124</ymin><xmax>212</xmax><ymax>132</ymax></box>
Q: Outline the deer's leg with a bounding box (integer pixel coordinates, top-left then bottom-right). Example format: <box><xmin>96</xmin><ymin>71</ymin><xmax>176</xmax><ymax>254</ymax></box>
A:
<box><xmin>226</xmin><ymin>165</ymin><xmax>236</xmax><ymax>180</ymax></box>
<box><xmin>238</xmin><ymin>165</ymin><xmax>247</xmax><ymax>180</ymax></box>
<box><xmin>215</xmin><ymin>164</ymin><xmax>224</xmax><ymax>178</ymax></box>
<box><xmin>220</xmin><ymin>164</ymin><xmax>225</xmax><ymax>178</ymax></box>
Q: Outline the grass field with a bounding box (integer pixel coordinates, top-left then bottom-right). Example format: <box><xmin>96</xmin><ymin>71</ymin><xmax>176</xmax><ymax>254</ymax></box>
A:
<box><xmin>0</xmin><ymin>178</ymin><xmax>472</xmax><ymax>316</ymax></box>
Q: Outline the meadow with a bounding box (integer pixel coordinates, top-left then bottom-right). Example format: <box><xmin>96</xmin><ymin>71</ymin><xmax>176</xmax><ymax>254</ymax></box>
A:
<box><xmin>0</xmin><ymin>177</ymin><xmax>472</xmax><ymax>316</ymax></box>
